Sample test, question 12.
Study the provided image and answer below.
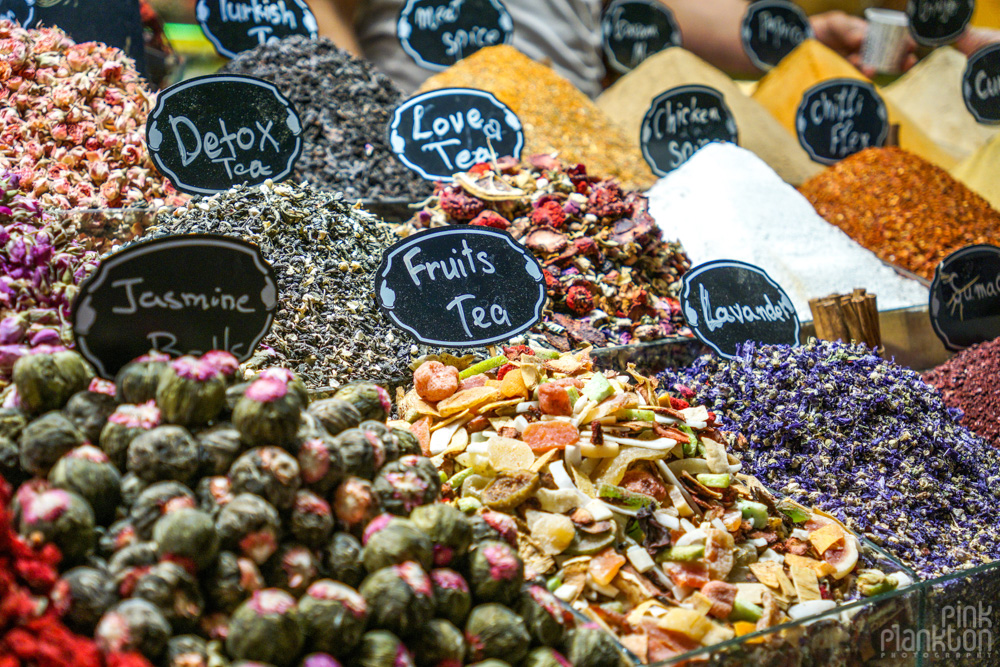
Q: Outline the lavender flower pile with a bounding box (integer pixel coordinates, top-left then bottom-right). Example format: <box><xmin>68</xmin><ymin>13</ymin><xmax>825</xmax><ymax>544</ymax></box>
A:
<box><xmin>659</xmin><ymin>339</ymin><xmax>1000</xmax><ymax>578</ymax></box>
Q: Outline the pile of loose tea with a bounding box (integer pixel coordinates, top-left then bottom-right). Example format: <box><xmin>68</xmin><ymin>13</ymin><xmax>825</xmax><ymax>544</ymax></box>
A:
<box><xmin>924</xmin><ymin>337</ymin><xmax>1000</xmax><ymax>448</ymax></box>
<box><xmin>418</xmin><ymin>46</ymin><xmax>656</xmax><ymax>191</ymax></box>
<box><xmin>659</xmin><ymin>339</ymin><xmax>1000</xmax><ymax>578</ymax></box>
<box><xmin>147</xmin><ymin>180</ymin><xmax>411</xmax><ymax>387</ymax></box>
<box><xmin>220</xmin><ymin>36</ymin><xmax>432</xmax><ymax>201</ymax></box>
<box><xmin>799</xmin><ymin>147</ymin><xmax>1000</xmax><ymax>280</ymax></box>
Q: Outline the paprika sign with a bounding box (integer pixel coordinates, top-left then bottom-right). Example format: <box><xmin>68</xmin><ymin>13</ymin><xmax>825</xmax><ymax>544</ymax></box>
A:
<box><xmin>146</xmin><ymin>74</ymin><xmax>303</xmax><ymax>195</ymax></box>
<box><xmin>640</xmin><ymin>85</ymin><xmax>738</xmax><ymax>177</ymax></box>
<box><xmin>375</xmin><ymin>227</ymin><xmax>546</xmax><ymax>346</ymax></box>
<box><xmin>397</xmin><ymin>0</ymin><xmax>513</xmax><ymax>71</ymax></box>
<box><xmin>906</xmin><ymin>0</ymin><xmax>974</xmax><ymax>46</ymax></box>
<box><xmin>963</xmin><ymin>44</ymin><xmax>1000</xmax><ymax>124</ymax></box>
<box><xmin>602</xmin><ymin>0</ymin><xmax>681</xmax><ymax>74</ymax></box>
<box><xmin>195</xmin><ymin>0</ymin><xmax>318</xmax><ymax>59</ymax></box>
<box><xmin>741</xmin><ymin>0</ymin><xmax>812</xmax><ymax>70</ymax></box>
<box><xmin>72</xmin><ymin>235</ymin><xmax>279</xmax><ymax>379</ymax></box>
<box><xmin>680</xmin><ymin>260</ymin><xmax>800</xmax><ymax>359</ymax></box>
<box><xmin>795</xmin><ymin>79</ymin><xmax>888</xmax><ymax>165</ymax></box>
<box><xmin>388</xmin><ymin>88</ymin><xmax>524</xmax><ymax>181</ymax></box>
<box><xmin>929</xmin><ymin>244</ymin><xmax>1000</xmax><ymax>351</ymax></box>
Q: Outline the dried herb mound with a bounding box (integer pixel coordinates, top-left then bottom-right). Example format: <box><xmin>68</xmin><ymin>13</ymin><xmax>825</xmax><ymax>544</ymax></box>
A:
<box><xmin>659</xmin><ymin>339</ymin><xmax>1000</xmax><ymax>578</ymax></box>
<box><xmin>924</xmin><ymin>337</ymin><xmax>1000</xmax><ymax>448</ymax></box>
<box><xmin>220</xmin><ymin>36</ymin><xmax>431</xmax><ymax>201</ymax></box>
<box><xmin>148</xmin><ymin>180</ymin><xmax>411</xmax><ymax>387</ymax></box>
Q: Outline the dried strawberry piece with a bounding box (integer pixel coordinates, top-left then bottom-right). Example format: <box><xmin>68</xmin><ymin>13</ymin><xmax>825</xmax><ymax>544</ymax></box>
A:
<box><xmin>469</xmin><ymin>210</ymin><xmax>510</xmax><ymax>230</ymax></box>
<box><xmin>468</xmin><ymin>162</ymin><xmax>492</xmax><ymax>175</ymax></box>
<box><xmin>566</xmin><ymin>286</ymin><xmax>595</xmax><ymax>315</ymax></box>
<box><xmin>587</xmin><ymin>181</ymin><xmax>632</xmax><ymax>218</ymax></box>
<box><xmin>542</xmin><ymin>269</ymin><xmax>562</xmax><ymax>295</ymax></box>
<box><xmin>668</xmin><ymin>396</ymin><xmax>690</xmax><ymax>410</ymax></box>
<box><xmin>574</xmin><ymin>237</ymin><xmax>599</xmax><ymax>256</ymax></box>
<box><xmin>531</xmin><ymin>200</ymin><xmax>566</xmax><ymax>228</ymax></box>
<box><xmin>438</xmin><ymin>184</ymin><xmax>485</xmax><ymax>221</ymax></box>
<box><xmin>502</xmin><ymin>345</ymin><xmax>534</xmax><ymax>359</ymax></box>
<box><xmin>496</xmin><ymin>363</ymin><xmax>516</xmax><ymax>381</ymax></box>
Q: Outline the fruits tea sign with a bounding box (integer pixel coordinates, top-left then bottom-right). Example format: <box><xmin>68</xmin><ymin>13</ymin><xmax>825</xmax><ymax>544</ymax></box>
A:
<box><xmin>907</xmin><ymin>0</ymin><xmax>973</xmax><ymax>46</ymax></box>
<box><xmin>388</xmin><ymin>88</ymin><xmax>524</xmax><ymax>181</ymax></box>
<box><xmin>397</xmin><ymin>0</ymin><xmax>514</xmax><ymax>71</ymax></box>
<box><xmin>680</xmin><ymin>260</ymin><xmax>800</xmax><ymax>359</ymax></box>
<box><xmin>146</xmin><ymin>75</ymin><xmax>303</xmax><ymax>195</ymax></box>
<box><xmin>640</xmin><ymin>85</ymin><xmax>738</xmax><ymax>177</ymax></box>
<box><xmin>963</xmin><ymin>44</ymin><xmax>1000</xmax><ymax>124</ymax></box>
<box><xmin>741</xmin><ymin>0</ymin><xmax>813</xmax><ymax>70</ymax></box>
<box><xmin>196</xmin><ymin>0</ymin><xmax>319</xmax><ymax>59</ymax></box>
<box><xmin>72</xmin><ymin>235</ymin><xmax>278</xmax><ymax>379</ymax></box>
<box><xmin>929</xmin><ymin>244</ymin><xmax>1000</xmax><ymax>351</ymax></box>
<box><xmin>795</xmin><ymin>79</ymin><xmax>889</xmax><ymax>165</ymax></box>
<box><xmin>375</xmin><ymin>227</ymin><xmax>546</xmax><ymax>346</ymax></box>
<box><xmin>602</xmin><ymin>0</ymin><xmax>682</xmax><ymax>74</ymax></box>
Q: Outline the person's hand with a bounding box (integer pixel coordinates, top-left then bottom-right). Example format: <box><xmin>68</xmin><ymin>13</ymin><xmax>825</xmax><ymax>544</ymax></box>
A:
<box><xmin>810</xmin><ymin>10</ymin><xmax>917</xmax><ymax>77</ymax></box>
<box><xmin>955</xmin><ymin>27</ymin><xmax>1000</xmax><ymax>57</ymax></box>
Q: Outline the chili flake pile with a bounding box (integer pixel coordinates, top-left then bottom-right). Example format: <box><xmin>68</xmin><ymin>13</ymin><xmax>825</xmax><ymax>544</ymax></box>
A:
<box><xmin>399</xmin><ymin>156</ymin><xmax>691</xmax><ymax>349</ymax></box>
<box><xmin>798</xmin><ymin>147</ymin><xmax>1000</xmax><ymax>280</ymax></box>
<box><xmin>924</xmin><ymin>337</ymin><xmax>1000</xmax><ymax>448</ymax></box>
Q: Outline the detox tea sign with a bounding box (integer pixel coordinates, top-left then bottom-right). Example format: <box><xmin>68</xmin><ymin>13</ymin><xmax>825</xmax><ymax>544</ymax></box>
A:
<box><xmin>375</xmin><ymin>227</ymin><xmax>545</xmax><ymax>346</ymax></box>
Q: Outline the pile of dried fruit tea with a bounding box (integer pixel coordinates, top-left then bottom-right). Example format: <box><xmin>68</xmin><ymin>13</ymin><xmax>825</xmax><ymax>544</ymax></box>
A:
<box><xmin>417</xmin><ymin>45</ymin><xmax>655</xmax><ymax>191</ymax></box>
<box><xmin>220</xmin><ymin>36</ymin><xmax>432</xmax><ymax>201</ymax></box>
<box><xmin>399</xmin><ymin>347</ymin><xmax>910</xmax><ymax>663</ymax></box>
<box><xmin>924</xmin><ymin>337</ymin><xmax>1000</xmax><ymax>448</ymax></box>
<box><xmin>147</xmin><ymin>180</ymin><xmax>411</xmax><ymax>388</ymax></box>
<box><xmin>2</xmin><ymin>347</ymin><xmax>628</xmax><ymax>666</ymax></box>
<box><xmin>659</xmin><ymin>339</ymin><xmax>1000</xmax><ymax>578</ymax></box>
<box><xmin>398</xmin><ymin>156</ymin><xmax>691</xmax><ymax>349</ymax></box>
<box><xmin>0</xmin><ymin>21</ymin><xmax>185</xmax><ymax>212</ymax></box>
<box><xmin>799</xmin><ymin>147</ymin><xmax>1000</xmax><ymax>281</ymax></box>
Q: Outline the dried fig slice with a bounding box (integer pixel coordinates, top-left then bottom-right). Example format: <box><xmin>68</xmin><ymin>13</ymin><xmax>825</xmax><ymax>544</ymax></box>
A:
<box><xmin>481</xmin><ymin>470</ymin><xmax>540</xmax><ymax>510</ymax></box>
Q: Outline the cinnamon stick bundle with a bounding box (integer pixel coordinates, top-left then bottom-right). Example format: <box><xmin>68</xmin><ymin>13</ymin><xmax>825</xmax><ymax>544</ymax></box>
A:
<box><xmin>808</xmin><ymin>289</ymin><xmax>882</xmax><ymax>352</ymax></box>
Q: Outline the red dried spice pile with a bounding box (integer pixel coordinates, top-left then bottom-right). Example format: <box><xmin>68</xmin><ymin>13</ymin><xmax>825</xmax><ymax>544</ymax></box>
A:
<box><xmin>924</xmin><ymin>337</ymin><xmax>1000</xmax><ymax>448</ymax></box>
<box><xmin>799</xmin><ymin>147</ymin><xmax>1000</xmax><ymax>280</ymax></box>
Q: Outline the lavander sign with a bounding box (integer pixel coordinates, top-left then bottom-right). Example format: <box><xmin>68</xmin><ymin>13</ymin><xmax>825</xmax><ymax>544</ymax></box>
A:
<box><xmin>0</xmin><ymin>0</ymin><xmax>33</xmax><ymax>27</ymax></box>
<box><xmin>146</xmin><ymin>75</ymin><xmax>303</xmax><ymax>195</ymax></box>
<box><xmin>602</xmin><ymin>0</ymin><xmax>681</xmax><ymax>74</ymax></box>
<box><xmin>741</xmin><ymin>0</ymin><xmax>813</xmax><ymax>70</ymax></box>
<box><xmin>72</xmin><ymin>235</ymin><xmax>278</xmax><ymax>379</ymax></box>
<box><xmin>929</xmin><ymin>244</ymin><xmax>1000</xmax><ymax>351</ymax></box>
<box><xmin>963</xmin><ymin>44</ymin><xmax>1000</xmax><ymax>124</ymax></box>
<box><xmin>640</xmin><ymin>85</ymin><xmax>738</xmax><ymax>177</ymax></box>
<box><xmin>375</xmin><ymin>227</ymin><xmax>545</xmax><ymax>346</ymax></box>
<box><xmin>398</xmin><ymin>0</ymin><xmax>513</xmax><ymax>71</ymax></box>
<box><xmin>681</xmin><ymin>260</ymin><xmax>800</xmax><ymax>359</ymax></box>
<box><xmin>196</xmin><ymin>0</ymin><xmax>318</xmax><ymax>58</ymax></box>
<box><xmin>795</xmin><ymin>79</ymin><xmax>888</xmax><ymax>165</ymax></box>
<box><xmin>907</xmin><ymin>0</ymin><xmax>974</xmax><ymax>46</ymax></box>
<box><xmin>389</xmin><ymin>88</ymin><xmax>523</xmax><ymax>181</ymax></box>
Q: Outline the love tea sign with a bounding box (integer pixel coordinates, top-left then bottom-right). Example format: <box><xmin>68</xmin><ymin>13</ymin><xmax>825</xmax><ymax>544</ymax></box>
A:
<box><xmin>375</xmin><ymin>227</ymin><xmax>546</xmax><ymax>347</ymax></box>
<box><xmin>741</xmin><ymin>0</ymin><xmax>813</xmax><ymax>70</ymax></box>
<box><xmin>680</xmin><ymin>260</ymin><xmax>800</xmax><ymax>359</ymax></box>
<box><xmin>929</xmin><ymin>244</ymin><xmax>1000</xmax><ymax>351</ymax></box>
<box><xmin>795</xmin><ymin>79</ymin><xmax>888</xmax><ymax>165</ymax></box>
<box><xmin>146</xmin><ymin>75</ymin><xmax>303</xmax><ymax>195</ymax></box>
<box><xmin>397</xmin><ymin>0</ymin><xmax>513</xmax><ymax>71</ymax></box>
<box><xmin>906</xmin><ymin>0</ymin><xmax>974</xmax><ymax>46</ymax></box>
<box><xmin>72</xmin><ymin>235</ymin><xmax>278</xmax><ymax>379</ymax></box>
<box><xmin>640</xmin><ymin>85</ymin><xmax>738</xmax><ymax>177</ymax></box>
<box><xmin>963</xmin><ymin>44</ymin><xmax>1000</xmax><ymax>124</ymax></box>
<box><xmin>195</xmin><ymin>0</ymin><xmax>318</xmax><ymax>59</ymax></box>
<box><xmin>388</xmin><ymin>88</ymin><xmax>524</xmax><ymax>181</ymax></box>
<box><xmin>601</xmin><ymin>0</ymin><xmax>681</xmax><ymax>74</ymax></box>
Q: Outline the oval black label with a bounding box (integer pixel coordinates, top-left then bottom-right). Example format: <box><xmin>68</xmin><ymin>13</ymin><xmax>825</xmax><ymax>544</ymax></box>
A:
<box><xmin>72</xmin><ymin>235</ymin><xmax>279</xmax><ymax>379</ymax></box>
<box><xmin>929</xmin><ymin>244</ymin><xmax>1000</xmax><ymax>351</ymax></box>
<box><xmin>388</xmin><ymin>88</ymin><xmax>524</xmax><ymax>181</ymax></box>
<box><xmin>0</xmin><ymin>0</ymin><xmax>34</xmax><ymax>26</ymax></box>
<box><xmin>601</xmin><ymin>0</ymin><xmax>681</xmax><ymax>74</ymax></box>
<box><xmin>375</xmin><ymin>227</ymin><xmax>546</xmax><ymax>347</ymax></box>
<box><xmin>795</xmin><ymin>79</ymin><xmax>889</xmax><ymax>165</ymax></box>
<box><xmin>680</xmin><ymin>260</ymin><xmax>800</xmax><ymax>359</ymax></box>
<box><xmin>146</xmin><ymin>75</ymin><xmax>303</xmax><ymax>196</ymax></box>
<box><xmin>906</xmin><ymin>0</ymin><xmax>974</xmax><ymax>46</ymax></box>
<box><xmin>639</xmin><ymin>85</ymin><xmax>738</xmax><ymax>177</ymax></box>
<box><xmin>963</xmin><ymin>43</ymin><xmax>1000</xmax><ymax>124</ymax></box>
<box><xmin>397</xmin><ymin>0</ymin><xmax>513</xmax><ymax>71</ymax></box>
<box><xmin>741</xmin><ymin>0</ymin><xmax>813</xmax><ymax>71</ymax></box>
<box><xmin>195</xmin><ymin>0</ymin><xmax>318</xmax><ymax>59</ymax></box>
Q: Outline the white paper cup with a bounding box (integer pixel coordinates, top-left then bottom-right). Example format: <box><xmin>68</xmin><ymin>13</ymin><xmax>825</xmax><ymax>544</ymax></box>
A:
<box><xmin>861</xmin><ymin>9</ymin><xmax>910</xmax><ymax>74</ymax></box>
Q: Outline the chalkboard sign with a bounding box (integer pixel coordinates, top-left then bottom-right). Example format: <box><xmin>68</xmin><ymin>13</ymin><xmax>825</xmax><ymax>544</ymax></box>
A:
<box><xmin>929</xmin><ymin>244</ymin><xmax>1000</xmax><ymax>351</ymax></box>
<box><xmin>680</xmin><ymin>260</ymin><xmax>800</xmax><ymax>359</ymax></box>
<box><xmin>795</xmin><ymin>79</ymin><xmax>888</xmax><ymax>165</ymax></box>
<box><xmin>906</xmin><ymin>0</ymin><xmax>974</xmax><ymax>46</ymax></box>
<box><xmin>741</xmin><ymin>0</ymin><xmax>813</xmax><ymax>71</ymax></box>
<box><xmin>602</xmin><ymin>0</ymin><xmax>681</xmax><ymax>74</ymax></box>
<box><xmin>72</xmin><ymin>235</ymin><xmax>278</xmax><ymax>380</ymax></box>
<box><xmin>375</xmin><ymin>227</ymin><xmax>546</xmax><ymax>346</ymax></box>
<box><xmin>963</xmin><ymin>44</ymin><xmax>1000</xmax><ymax>124</ymax></box>
<box><xmin>639</xmin><ymin>85</ymin><xmax>738</xmax><ymax>177</ymax></box>
<box><xmin>397</xmin><ymin>0</ymin><xmax>513</xmax><ymax>71</ymax></box>
<box><xmin>146</xmin><ymin>74</ymin><xmax>303</xmax><ymax>196</ymax></box>
<box><xmin>195</xmin><ymin>0</ymin><xmax>318</xmax><ymax>59</ymax></box>
<box><xmin>388</xmin><ymin>88</ymin><xmax>524</xmax><ymax>181</ymax></box>
<box><xmin>0</xmin><ymin>0</ymin><xmax>33</xmax><ymax>26</ymax></box>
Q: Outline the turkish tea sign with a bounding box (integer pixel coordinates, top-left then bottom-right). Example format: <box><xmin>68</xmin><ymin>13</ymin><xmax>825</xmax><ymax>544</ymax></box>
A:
<box><xmin>196</xmin><ymin>0</ymin><xmax>318</xmax><ymax>59</ymax></box>
<box><xmin>602</xmin><ymin>0</ymin><xmax>681</xmax><ymax>74</ymax></box>
<box><xmin>929</xmin><ymin>244</ymin><xmax>1000</xmax><ymax>351</ymax></box>
<box><xmin>963</xmin><ymin>44</ymin><xmax>1000</xmax><ymax>124</ymax></box>
<box><xmin>680</xmin><ymin>260</ymin><xmax>800</xmax><ymax>359</ymax></box>
<box><xmin>388</xmin><ymin>88</ymin><xmax>524</xmax><ymax>181</ymax></box>
<box><xmin>72</xmin><ymin>235</ymin><xmax>278</xmax><ymax>379</ymax></box>
<box><xmin>640</xmin><ymin>85</ymin><xmax>738</xmax><ymax>177</ymax></box>
<box><xmin>907</xmin><ymin>0</ymin><xmax>974</xmax><ymax>46</ymax></box>
<box><xmin>741</xmin><ymin>0</ymin><xmax>813</xmax><ymax>70</ymax></box>
<box><xmin>146</xmin><ymin>74</ymin><xmax>303</xmax><ymax>195</ymax></box>
<box><xmin>795</xmin><ymin>79</ymin><xmax>888</xmax><ymax>165</ymax></box>
<box><xmin>375</xmin><ymin>227</ymin><xmax>546</xmax><ymax>346</ymax></box>
<box><xmin>397</xmin><ymin>0</ymin><xmax>513</xmax><ymax>71</ymax></box>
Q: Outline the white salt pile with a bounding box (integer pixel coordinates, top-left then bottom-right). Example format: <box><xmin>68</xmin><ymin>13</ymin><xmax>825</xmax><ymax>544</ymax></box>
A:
<box><xmin>646</xmin><ymin>143</ymin><xmax>929</xmax><ymax>319</ymax></box>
